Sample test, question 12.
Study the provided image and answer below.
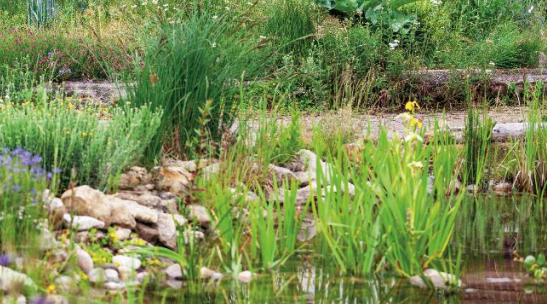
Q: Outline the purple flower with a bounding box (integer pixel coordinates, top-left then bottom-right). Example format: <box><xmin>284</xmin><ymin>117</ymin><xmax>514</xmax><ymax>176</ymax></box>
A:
<box><xmin>0</xmin><ymin>254</ymin><xmax>10</xmax><ymax>266</ymax></box>
<box><xmin>30</xmin><ymin>296</ymin><xmax>48</xmax><ymax>304</ymax></box>
<box><xmin>59</xmin><ymin>68</ymin><xmax>72</xmax><ymax>75</ymax></box>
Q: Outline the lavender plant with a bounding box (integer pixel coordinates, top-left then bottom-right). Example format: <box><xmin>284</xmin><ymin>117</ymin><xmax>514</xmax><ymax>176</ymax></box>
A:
<box><xmin>0</xmin><ymin>147</ymin><xmax>51</xmax><ymax>251</ymax></box>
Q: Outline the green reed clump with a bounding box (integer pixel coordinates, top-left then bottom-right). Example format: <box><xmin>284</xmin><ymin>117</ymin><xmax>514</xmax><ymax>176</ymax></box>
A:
<box><xmin>463</xmin><ymin>104</ymin><xmax>494</xmax><ymax>187</ymax></box>
<box><xmin>514</xmin><ymin>84</ymin><xmax>547</xmax><ymax>195</ymax></box>
<box><xmin>0</xmin><ymin>59</ymin><xmax>37</xmax><ymax>104</ymax></box>
<box><xmin>0</xmin><ymin>89</ymin><xmax>161</xmax><ymax>192</ymax></box>
<box><xmin>126</xmin><ymin>9</ymin><xmax>262</xmax><ymax>162</ymax></box>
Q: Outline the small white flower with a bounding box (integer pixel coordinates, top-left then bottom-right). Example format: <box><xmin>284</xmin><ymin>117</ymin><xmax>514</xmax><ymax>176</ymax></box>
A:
<box><xmin>389</xmin><ymin>39</ymin><xmax>400</xmax><ymax>50</ymax></box>
<box><xmin>404</xmin><ymin>132</ymin><xmax>423</xmax><ymax>143</ymax></box>
<box><xmin>163</xmin><ymin>4</ymin><xmax>169</xmax><ymax>7</ymax></box>
<box><xmin>211</xmin><ymin>42</ymin><xmax>217</xmax><ymax>48</ymax></box>
<box><xmin>430</xmin><ymin>0</ymin><xmax>442</xmax><ymax>5</ymax></box>
<box><xmin>132</xmin><ymin>4</ymin><xmax>138</xmax><ymax>8</ymax></box>
<box><xmin>489</xmin><ymin>61</ymin><xmax>496</xmax><ymax>67</ymax></box>
<box><xmin>212</xmin><ymin>15</ymin><xmax>218</xmax><ymax>20</ymax></box>
<box><xmin>528</xmin><ymin>5</ymin><xmax>534</xmax><ymax>14</ymax></box>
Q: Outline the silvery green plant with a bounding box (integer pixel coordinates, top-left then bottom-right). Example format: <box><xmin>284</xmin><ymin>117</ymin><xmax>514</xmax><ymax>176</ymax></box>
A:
<box><xmin>27</xmin><ymin>0</ymin><xmax>56</xmax><ymax>28</ymax></box>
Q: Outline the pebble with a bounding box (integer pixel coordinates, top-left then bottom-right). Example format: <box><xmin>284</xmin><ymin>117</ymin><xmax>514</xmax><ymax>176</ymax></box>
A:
<box><xmin>113</xmin><ymin>255</ymin><xmax>141</xmax><ymax>270</ymax></box>
<box><xmin>237</xmin><ymin>271</ymin><xmax>253</xmax><ymax>283</ymax></box>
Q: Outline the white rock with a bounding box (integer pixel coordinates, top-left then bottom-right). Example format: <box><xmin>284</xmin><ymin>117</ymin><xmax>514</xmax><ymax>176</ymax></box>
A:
<box><xmin>114</xmin><ymin>228</ymin><xmax>132</xmax><ymax>241</ymax></box>
<box><xmin>237</xmin><ymin>271</ymin><xmax>253</xmax><ymax>283</ymax></box>
<box><xmin>409</xmin><ymin>269</ymin><xmax>462</xmax><ymax>290</ymax></box>
<box><xmin>88</xmin><ymin>268</ymin><xmax>107</xmax><ymax>284</ymax></box>
<box><xmin>117</xmin><ymin>265</ymin><xmax>133</xmax><ymax>281</ymax></box>
<box><xmin>104</xmin><ymin>281</ymin><xmax>125</xmax><ymax>290</ymax></box>
<box><xmin>200</xmin><ymin>267</ymin><xmax>215</xmax><ymax>279</ymax></box>
<box><xmin>187</xmin><ymin>205</ymin><xmax>211</xmax><ymax>226</ymax></box>
<box><xmin>113</xmin><ymin>256</ymin><xmax>141</xmax><ymax>270</ymax></box>
<box><xmin>54</xmin><ymin>276</ymin><xmax>74</xmax><ymax>292</ymax></box>
<box><xmin>0</xmin><ymin>266</ymin><xmax>36</xmax><ymax>292</ymax></box>
<box><xmin>76</xmin><ymin>249</ymin><xmax>94</xmax><ymax>274</ymax></box>
<box><xmin>164</xmin><ymin>264</ymin><xmax>183</xmax><ymax>280</ymax></box>
<box><xmin>61</xmin><ymin>186</ymin><xmax>112</xmax><ymax>225</ymax></box>
<box><xmin>157</xmin><ymin>213</ymin><xmax>177</xmax><ymax>250</ymax></box>
<box><xmin>107</xmin><ymin>197</ymin><xmax>158</xmax><ymax>224</ymax></box>
<box><xmin>63</xmin><ymin>214</ymin><xmax>105</xmax><ymax>231</ymax></box>
<box><xmin>105</xmin><ymin>269</ymin><xmax>119</xmax><ymax>282</ymax></box>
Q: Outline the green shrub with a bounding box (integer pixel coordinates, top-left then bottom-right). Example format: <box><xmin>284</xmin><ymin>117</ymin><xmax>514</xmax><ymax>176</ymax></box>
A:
<box><xmin>0</xmin><ymin>90</ymin><xmax>162</xmax><ymax>192</ymax></box>
<box><xmin>126</xmin><ymin>10</ymin><xmax>262</xmax><ymax>162</ymax></box>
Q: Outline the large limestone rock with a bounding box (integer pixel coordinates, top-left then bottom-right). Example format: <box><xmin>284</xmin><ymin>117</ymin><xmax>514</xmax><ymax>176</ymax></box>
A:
<box><xmin>268</xmin><ymin>164</ymin><xmax>300</xmax><ymax>186</ymax></box>
<box><xmin>61</xmin><ymin>186</ymin><xmax>112</xmax><ymax>225</ymax></box>
<box><xmin>107</xmin><ymin>197</ymin><xmax>158</xmax><ymax>225</ymax></box>
<box><xmin>118</xmin><ymin>166</ymin><xmax>152</xmax><ymax>190</ymax></box>
<box><xmin>157</xmin><ymin>213</ymin><xmax>177</xmax><ymax>250</ymax></box>
<box><xmin>155</xmin><ymin>166</ymin><xmax>193</xmax><ymax>195</ymax></box>
<box><xmin>187</xmin><ymin>205</ymin><xmax>211</xmax><ymax>227</ymax></box>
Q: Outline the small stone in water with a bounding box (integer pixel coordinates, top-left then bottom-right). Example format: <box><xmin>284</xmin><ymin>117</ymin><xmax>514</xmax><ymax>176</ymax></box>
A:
<box><xmin>200</xmin><ymin>267</ymin><xmax>215</xmax><ymax>279</ymax></box>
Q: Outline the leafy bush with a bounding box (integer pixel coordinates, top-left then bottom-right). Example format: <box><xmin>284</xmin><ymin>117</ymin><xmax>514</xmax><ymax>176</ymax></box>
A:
<box><xmin>126</xmin><ymin>10</ymin><xmax>262</xmax><ymax>161</ymax></box>
<box><xmin>0</xmin><ymin>148</ymin><xmax>50</xmax><ymax>251</ymax></box>
<box><xmin>0</xmin><ymin>91</ymin><xmax>162</xmax><ymax>192</ymax></box>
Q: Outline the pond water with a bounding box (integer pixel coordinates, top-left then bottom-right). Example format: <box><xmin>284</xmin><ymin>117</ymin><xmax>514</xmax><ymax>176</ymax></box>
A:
<box><xmin>142</xmin><ymin>195</ymin><xmax>547</xmax><ymax>304</ymax></box>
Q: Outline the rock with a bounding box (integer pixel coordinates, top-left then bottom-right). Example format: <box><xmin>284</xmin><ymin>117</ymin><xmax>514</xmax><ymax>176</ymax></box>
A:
<box><xmin>493</xmin><ymin>182</ymin><xmax>513</xmax><ymax>195</ymax></box>
<box><xmin>61</xmin><ymin>186</ymin><xmax>112</xmax><ymax>225</ymax></box>
<box><xmin>48</xmin><ymin>250</ymin><xmax>68</xmax><ymax>264</ymax></box>
<box><xmin>183</xmin><ymin>230</ymin><xmax>205</xmax><ymax>244</ymax></box>
<box><xmin>118</xmin><ymin>167</ymin><xmax>151</xmax><ymax>190</ymax></box>
<box><xmin>467</xmin><ymin>184</ymin><xmax>479</xmax><ymax>195</ymax></box>
<box><xmin>76</xmin><ymin>249</ymin><xmax>94</xmax><ymax>274</ymax></box>
<box><xmin>55</xmin><ymin>276</ymin><xmax>74</xmax><ymax>292</ymax></box>
<box><xmin>107</xmin><ymin>197</ymin><xmax>157</xmax><ymax>225</ymax></box>
<box><xmin>161</xmin><ymin>159</ymin><xmax>198</xmax><ymax>172</ymax></box>
<box><xmin>211</xmin><ymin>272</ymin><xmax>223</xmax><ymax>282</ymax></box>
<box><xmin>187</xmin><ymin>205</ymin><xmax>211</xmax><ymax>227</ymax></box>
<box><xmin>105</xmin><ymin>269</ymin><xmax>119</xmax><ymax>282</ymax></box>
<box><xmin>88</xmin><ymin>268</ymin><xmax>107</xmax><ymax>284</ymax></box>
<box><xmin>155</xmin><ymin>166</ymin><xmax>192</xmax><ymax>195</ymax></box>
<box><xmin>38</xmin><ymin>228</ymin><xmax>60</xmax><ymax>251</ymax></box>
<box><xmin>164</xmin><ymin>264</ymin><xmax>183</xmax><ymax>280</ymax></box>
<box><xmin>157</xmin><ymin>213</ymin><xmax>177</xmax><ymax>250</ymax></box>
<box><xmin>200</xmin><ymin>267</ymin><xmax>215</xmax><ymax>280</ymax></box>
<box><xmin>114</xmin><ymin>228</ymin><xmax>132</xmax><ymax>241</ymax></box>
<box><xmin>104</xmin><ymin>281</ymin><xmax>125</xmax><ymax>290</ymax></box>
<box><xmin>136</xmin><ymin>223</ymin><xmax>159</xmax><ymax>244</ymax></box>
<box><xmin>0</xmin><ymin>266</ymin><xmax>36</xmax><ymax>292</ymax></box>
<box><xmin>409</xmin><ymin>269</ymin><xmax>462</xmax><ymax>290</ymax></box>
<box><xmin>159</xmin><ymin>199</ymin><xmax>178</xmax><ymax>213</ymax></box>
<box><xmin>268</xmin><ymin>164</ymin><xmax>299</xmax><ymax>186</ymax></box>
<box><xmin>297</xmin><ymin>149</ymin><xmax>332</xmax><ymax>185</ymax></box>
<box><xmin>294</xmin><ymin>171</ymin><xmax>311</xmax><ymax>186</ymax></box>
<box><xmin>116</xmin><ymin>192</ymin><xmax>161</xmax><ymax>208</ymax></box>
<box><xmin>173</xmin><ymin>214</ymin><xmax>187</xmax><ymax>227</ymax></box>
<box><xmin>113</xmin><ymin>256</ymin><xmax>141</xmax><ymax>270</ymax></box>
<box><xmin>166</xmin><ymin>279</ymin><xmax>182</xmax><ymax>289</ymax></box>
<box><xmin>117</xmin><ymin>266</ymin><xmax>133</xmax><ymax>281</ymax></box>
<box><xmin>63</xmin><ymin>214</ymin><xmax>105</xmax><ymax>231</ymax></box>
<box><xmin>237</xmin><ymin>271</ymin><xmax>253</xmax><ymax>283</ymax></box>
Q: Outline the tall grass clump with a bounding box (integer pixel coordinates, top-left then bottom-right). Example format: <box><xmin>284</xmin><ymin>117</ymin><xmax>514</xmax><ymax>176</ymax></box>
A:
<box><xmin>126</xmin><ymin>9</ymin><xmax>262</xmax><ymax>162</ymax></box>
<box><xmin>515</xmin><ymin>84</ymin><xmax>547</xmax><ymax>195</ymax></box>
<box><xmin>0</xmin><ymin>90</ymin><xmax>162</xmax><ymax>192</ymax></box>
<box><xmin>263</xmin><ymin>0</ymin><xmax>318</xmax><ymax>57</ymax></box>
<box><xmin>463</xmin><ymin>104</ymin><xmax>494</xmax><ymax>188</ymax></box>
